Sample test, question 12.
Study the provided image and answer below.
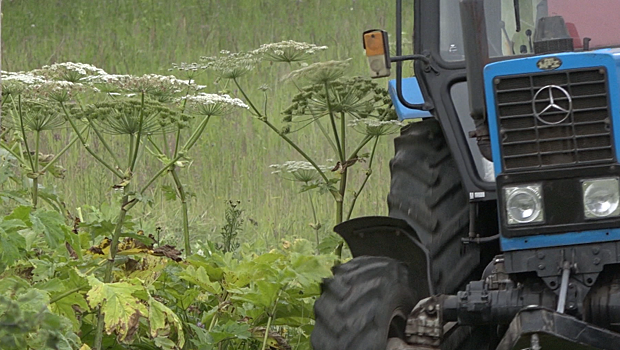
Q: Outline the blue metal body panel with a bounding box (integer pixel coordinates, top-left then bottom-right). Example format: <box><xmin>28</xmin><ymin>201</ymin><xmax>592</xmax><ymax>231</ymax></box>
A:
<box><xmin>484</xmin><ymin>49</ymin><xmax>620</xmax><ymax>176</ymax></box>
<box><xmin>483</xmin><ymin>49</ymin><xmax>620</xmax><ymax>251</ymax></box>
<box><xmin>501</xmin><ymin>229</ymin><xmax>620</xmax><ymax>251</ymax></box>
<box><xmin>388</xmin><ymin>77</ymin><xmax>433</xmax><ymax>120</ymax></box>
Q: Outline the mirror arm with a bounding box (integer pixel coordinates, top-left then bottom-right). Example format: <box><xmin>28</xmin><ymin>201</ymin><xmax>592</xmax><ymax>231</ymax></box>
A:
<box><xmin>394</xmin><ymin>0</ymin><xmax>434</xmax><ymax>111</ymax></box>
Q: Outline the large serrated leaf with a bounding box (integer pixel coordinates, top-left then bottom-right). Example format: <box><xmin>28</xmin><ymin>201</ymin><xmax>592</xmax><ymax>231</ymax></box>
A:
<box><xmin>31</xmin><ymin>210</ymin><xmax>69</xmax><ymax>249</ymax></box>
<box><xmin>86</xmin><ymin>276</ymin><xmax>147</xmax><ymax>343</ymax></box>
<box><xmin>149</xmin><ymin>296</ymin><xmax>185</xmax><ymax>348</ymax></box>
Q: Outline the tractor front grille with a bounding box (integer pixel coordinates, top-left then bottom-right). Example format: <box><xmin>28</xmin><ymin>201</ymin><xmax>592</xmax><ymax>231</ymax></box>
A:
<box><xmin>494</xmin><ymin>68</ymin><xmax>614</xmax><ymax>171</ymax></box>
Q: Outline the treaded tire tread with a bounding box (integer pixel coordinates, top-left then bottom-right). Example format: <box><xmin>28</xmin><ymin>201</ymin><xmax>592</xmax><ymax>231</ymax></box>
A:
<box><xmin>311</xmin><ymin>256</ymin><xmax>414</xmax><ymax>350</ymax></box>
<box><xmin>387</xmin><ymin>118</ymin><xmax>478</xmax><ymax>294</ymax></box>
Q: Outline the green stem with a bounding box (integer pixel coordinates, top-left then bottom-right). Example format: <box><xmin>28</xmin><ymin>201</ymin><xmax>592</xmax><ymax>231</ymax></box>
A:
<box><xmin>40</xmin><ymin>125</ymin><xmax>88</xmax><ymax>173</ymax></box>
<box><xmin>348</xmin><ymin>135</ymin><xmax>373</xmax><ymax>160</ymax></box>
<box><xmin>147</xmin><ymin>135</ymin><xmax>165</xmax><ymax>155</ymax></box>
<box><xmin>17</xmin><ymin>96</ymin><xmax>35</xmax><ymax>171</ymax></box>
<box><xmin>173</xmin><ymin>82</ymin><xmax>193</xmax><ymax>157</ymax></box>
<box><xmin>93</xmin><ymin>193</ymin><xmax>131</xmax><ymax>350</ymax></box>
<box><xmin>50</xmin><ymin>285</ymin><xmax>88</xmax><ymax>304</ymax></box>
<box><xmin>208</xmin><ymin>313</ymin><xmax>218</xmax><ymax>332</ymax></box>
<box><xmin>346</xmin><ymin>136</ymin><xmax>380</xmax><ymax>220</ymax></box>
<box><xmin>233</xmin><ymin>78</ymin><xmax>263</xmax><ymax>119</ymax></box>
<box><xmin>76</xmin><ymin>93</ymin><xmax>123</xmax><ymax>171</ymax></box>
<box><xmin>60</xmin><ymin>103</ymin><xmax>124</xmax><ymax>178</ymax></box>
<box><xmin>0</xmin><ymin>141</ymin><xmax>23</xmax><ymax>166</ymax></box>
<box><xmin>233</xmin><ymin>78</ymin><xmax>340</xmax><ymax>201</ymax></box>
<box><xmin>314</xmin><ymin>115</ymin><xmax>339</xmax><ymax>156</ymax></box>
<box><xmin>87</xmin><ymin>118</ymin><xmax>123</xmax><ymax>171</ymax></box>
<box><xmin>128</xmin><ymin>134</ymin><xmax>135</xmax><ymax>170</ymax></box>
<box><xmin>161</xmin><ymin>128</ymin><xmax>170</xmax><ymax>157</ymax></box>
<box><xmin>262</xmin><ymin>119</ymin><xmax>334</xmax><ymax>196</ymax></box>
<box><xmin>335</xmin><ymin>111</ymin><xmax>348</xmax><ymax>225</ymax></box>
<box><xmin>138</xmin><ymin>154</ymin><xmax>182</xmax><ymax>195</ymax></box>
<box><xmin>32</xmin><ymin>130</ymin><xmax>40</xmax><ymax>209</ymax></box>
<box><xmin>324</xmin><ymin>83</ymin><xmax>344</xmax><ymax>162</ymax></box>
<box><xmin>308</xmin><ymin>190</ymin><xmax>320</xmax><ymax>254</ymax></box>
<box><xmin>182</xmin><ymin>115</ymin><xmax>212</xmax><ymax>151</ymax></box>
<box><xmin>260</xmin><ymin>315</ymin><xmax>273</xmax><ymax>350</ymax></box>
<box><xmin>170</xmin><ymin>167</ymin><xmax>191</xmax><ymax>255</ymax></box>
<box><xmin>130</xmin><ymin>93</ymin><xmax>146</xmax><ymax>172</ymax></box>
<box><xmin>336</xmin><ymin>167</ymin><xmax>347</xmax><ymax>225</ymax></box>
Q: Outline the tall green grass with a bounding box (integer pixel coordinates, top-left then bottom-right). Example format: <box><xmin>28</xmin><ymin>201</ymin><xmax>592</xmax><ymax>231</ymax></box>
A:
<box><xmin>2</xmin><ymin>0</ymin><xmax>415</xmax><ymax>246</ymax></box>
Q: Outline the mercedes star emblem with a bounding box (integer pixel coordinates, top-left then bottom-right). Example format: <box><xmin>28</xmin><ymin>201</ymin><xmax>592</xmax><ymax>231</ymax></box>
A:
<box><xmin>532</xmin><ymin>85</ymin><xmax>573</xmax><ymax>125</ymax></box>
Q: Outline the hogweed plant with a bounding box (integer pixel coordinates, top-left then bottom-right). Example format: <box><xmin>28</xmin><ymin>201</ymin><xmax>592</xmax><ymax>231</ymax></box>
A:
<box><xmin>1</xmin><ymin>62</ymin><xmax>247</xmax><ymax>350</ymax></box>
<box><xmin>184</xmin><ymin>41</ymin><xmax>398</xmax><ymax>254</ymax></box>
<box><xmin>1</xmin><ymin>67</ymin><xmax>97</xmax><ymax>209</ymax></box>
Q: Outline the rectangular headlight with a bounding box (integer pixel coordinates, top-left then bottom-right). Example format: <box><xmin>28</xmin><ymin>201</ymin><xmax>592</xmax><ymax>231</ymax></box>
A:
<box><xmin>582</xmin><ymin>177</ymin><xmax>620</xmax><ymax>219</ymax></box>
<box><xmin>504</xmin><ymin>184</ymin><xmax>544</xmax><ymax>225</ymax></box>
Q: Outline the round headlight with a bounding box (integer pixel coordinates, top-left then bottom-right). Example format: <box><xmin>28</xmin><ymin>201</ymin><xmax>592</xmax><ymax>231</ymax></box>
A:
<box><xmin>583</xmin><ymin>178</ymin><xmax>620</xmax><ymax>218</ymax></box>
<box><xmin>505</xmin><ymin>185</ymin><xmax>543</xmax><ymax>224</ymax></box>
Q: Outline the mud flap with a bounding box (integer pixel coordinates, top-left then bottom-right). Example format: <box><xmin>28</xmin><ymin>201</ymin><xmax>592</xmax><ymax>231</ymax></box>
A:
<box><xmin>496</xmin><ymin>307</ymin><xmax>620</xmax><ymax>350</ymax></box>
<box><xmin>334</xmin><ymin>216</ymin><xmax>434</xmax><ymax>296</ymax></box>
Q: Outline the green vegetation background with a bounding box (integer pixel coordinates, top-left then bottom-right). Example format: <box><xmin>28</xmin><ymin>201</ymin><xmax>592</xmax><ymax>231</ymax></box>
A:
<box><xmin>2</xmin><ymin>0</ymin><xmax>414</xmax><ymax>246</ymax></box>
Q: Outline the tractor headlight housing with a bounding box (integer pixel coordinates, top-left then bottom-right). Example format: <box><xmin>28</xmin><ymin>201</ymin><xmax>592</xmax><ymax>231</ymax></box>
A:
<box><xmin>504</xmin><ymin>184</ymin><xmax>544</xmax><ymax>225</ymax></box>
<box><xmin>582</xmin><ymin>177</ymin><xmax>620</xmax><ymax>219</ymax></box>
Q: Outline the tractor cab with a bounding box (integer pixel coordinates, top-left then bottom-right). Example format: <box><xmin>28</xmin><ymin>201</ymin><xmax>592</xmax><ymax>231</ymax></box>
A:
<box><xmin>312</xmin><ymin>1</ymin><xmax>620</xmax><ymax>350</ymax></box>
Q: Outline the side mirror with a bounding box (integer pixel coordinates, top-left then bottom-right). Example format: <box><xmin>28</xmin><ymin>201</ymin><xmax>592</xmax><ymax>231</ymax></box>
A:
<box><xmin>363</xmin><ymin>29</ymin><xmax>391</xmax><ymax>78</ymax></box>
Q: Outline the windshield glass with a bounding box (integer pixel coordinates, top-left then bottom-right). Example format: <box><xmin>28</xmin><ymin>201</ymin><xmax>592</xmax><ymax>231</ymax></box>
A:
<box><xmin>440</xmin><ymin>0</ymin><xmax>620</xmax><ymax>61</ymax></box>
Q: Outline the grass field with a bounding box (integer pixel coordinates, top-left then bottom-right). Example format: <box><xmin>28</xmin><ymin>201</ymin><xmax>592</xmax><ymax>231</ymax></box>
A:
<box><xmin>2</xmin><ymin>0</ymin><xmax>415</xmax><ymax>247</ymax></box>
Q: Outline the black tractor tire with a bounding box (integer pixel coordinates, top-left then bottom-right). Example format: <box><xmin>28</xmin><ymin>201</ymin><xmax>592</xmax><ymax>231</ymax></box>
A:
<box><xmin>388</xmin><ymin>118</ymin><xmax>480</xmax><ymax>295</ymax></box>
<box><xmin>311</xmin><ymin>256</ymin><xmax>415</xmax><ymax>350</ymax></box>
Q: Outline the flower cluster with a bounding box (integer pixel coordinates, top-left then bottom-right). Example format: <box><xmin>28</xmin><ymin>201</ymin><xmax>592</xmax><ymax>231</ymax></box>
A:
<box><xmin>76</xmin><ymin>99</ymin><xmax>184</xmax><ymax>135</ymax></box>
<box><xmin>2</xmin><ymin>71</ymin><xmax>47</xmax><ymax>85</ymax></box>
<box><xmin>28</xmin><ymin>80</ymin><xmax>93</xmax><ymax>102</ymax></box>
<box><xmin>252</xmin><ymin>40</ymin><xmax>328</xmax><ymax>63</ymax></box>
<box><xmin>282</xmin><ymin>76</ymin><xmax>395</xmax><ymax>123</ymax></box>
<box><xmin>178</xmin><ymin>93</ymin><xmax>248</xmax><ymax>116</ymax></box>
<box><xmin>200</xmin><ymin>50</ymin><xmax>261</xmax><ymax>79</ymax></box>
<box><xmin>1</xmin><ymin>69</ymin><xmax>96</xmax><ymax>102</ymax></box>
<box><xmin>269</xmin><ymin>160</ymin><xmax>331</xmax><ymax>182</ymax></box>
<box><xmin>81</xmin><ymin>73</ymin><xmax>198</xmax><ymax>102</ymax></box>
<box><xmin>283</xmin><ymin>59</ymin><xmax>351</xmax><ymax>84</ymax></box>
<box><xmin>33</xmin><ymin>62</ymin><xmax>108</xmax><ymax>82</ymax></box>
<box><xmin>2</xmin><ymin>71</ymin><xmax>46</xmax><ymax>97</ymax></box>
<box><xmin>348</xmin><ymin>119</ymin><xmax>403</xmax><ymax>136</ymax></box>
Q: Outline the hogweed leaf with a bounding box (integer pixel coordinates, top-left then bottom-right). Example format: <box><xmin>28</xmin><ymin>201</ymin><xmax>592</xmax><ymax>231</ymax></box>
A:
<box><xmin>86</xmin><ymin>276</ymin><xmax>148</xmax><ymax>343</ymax></box>
<box><xmin>30</xmin><ymin>210</ymin><xmax>68</xmax><ymax>249</ymax></box>
<box><xmin>4</xmin><ymin>205</ymin><xmax>32</xmax><ymax>227</ymax></box>
<box><xmin>161</xmin><ymin>185</ymin><xmax>177</xmax><ymax>201</ymax></box>
<box><xmin>149</xmin><ymin>295</ymin><xmax>185</xmax><ymax>348</ymax></box>
<box><xmin>0</xmin><ymin>220</ymin><xmax>27</xmax><ymax>269</ymax></box>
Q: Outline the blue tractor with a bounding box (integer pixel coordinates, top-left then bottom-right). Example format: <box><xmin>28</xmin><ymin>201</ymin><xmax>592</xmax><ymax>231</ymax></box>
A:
<box><xmin>311</xmin><ymin>0</ymin><xmax>620</xmax><ymax>349</ymax></box>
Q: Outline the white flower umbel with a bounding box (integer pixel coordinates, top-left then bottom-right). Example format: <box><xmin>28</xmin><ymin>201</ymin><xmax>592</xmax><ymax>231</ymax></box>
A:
<box><xmin>200</xmin><ymin>51</ymin><xmax>260</xmax><ymax>79</ymax></box>
<box><xmin>33</xmin><ymin>62</ymin><xmax>108</xmax><ymax>82</ymax></box>
<box><xmin>252</xmin><ymin>40</ymin><xmax>328</xmax><ymax>62</ymax></box>
<box><xmin>43</xmin><ymin>62</ymin><xmax>108</xmax><ymax>76</ymax></box>
<box><xmin>179</xmin><ymin>92</ymin><xmax>249</xmax><ymax>116</ymax></box>
<box><xmin>348</xmin><ymin>118</ymin><xmax>404</xmax><ymax>136</ymax></box>
<box><xmin>82</xmin><ymin>73</ymin><xmax>196</xmax><ymax>101</ymax></box>
<box><xmin>80</xmin><ymin>74</ymin><xmax>132</xmax><ymax>84</ymax></box>
<box><xmin>283</xmin><ymin>59</ymin><xmax>351</xmax><ymax>84</ymax></box>
<box><xmin>2</xmin><ymin>71</ymin><xmax>48</xmax><ymax>85</ymax></box>
<box><xmin>269</xmin><ymin>160</ymin><xmax>331</xmax><ymax>182</ymax></box>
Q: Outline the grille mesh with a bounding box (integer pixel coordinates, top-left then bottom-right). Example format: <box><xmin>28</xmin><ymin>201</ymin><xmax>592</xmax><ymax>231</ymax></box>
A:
<box><xmin>494</xmin><ymin>68</ymin><xmax>614</xmax><ymax>171</ymax></box>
